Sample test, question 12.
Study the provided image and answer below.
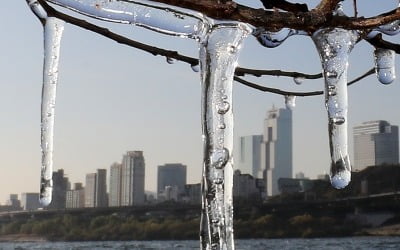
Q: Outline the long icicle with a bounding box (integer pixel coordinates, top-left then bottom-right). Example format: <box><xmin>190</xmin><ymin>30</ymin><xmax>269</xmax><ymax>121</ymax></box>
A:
<box><xmin>312</xmin><ymin>28</ymin><xmax>359</xmax><ymax>189</ymax></box>
<box><xmin>199</xmin><ymin>23</ymin><xmax>250</xmax><ymax>250</ymax></box>
<box><xmin>40</xmin><ymin>17</ymin><xmax>65</xmax><ymax>206</ymax></box>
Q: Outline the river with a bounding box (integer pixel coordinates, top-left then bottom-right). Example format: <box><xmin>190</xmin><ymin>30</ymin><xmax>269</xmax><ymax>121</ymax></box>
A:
<box><xmin>1</xmin><ymin>237</ymin><xmax>400</xmax><ymax>249</ymax></box>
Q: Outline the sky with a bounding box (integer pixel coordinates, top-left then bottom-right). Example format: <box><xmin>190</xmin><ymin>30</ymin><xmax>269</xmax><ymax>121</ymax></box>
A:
<box><xmin>0</xmin><ymin>1</ymin><xmax>399</xmax><ymax>203</ymax></box>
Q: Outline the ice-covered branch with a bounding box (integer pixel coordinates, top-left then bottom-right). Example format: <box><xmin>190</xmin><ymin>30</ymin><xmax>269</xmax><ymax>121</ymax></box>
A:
<box><xmin>367</xmin><ymin>34</ymin><xmax>400</xmax><ymax>54</ymax></box>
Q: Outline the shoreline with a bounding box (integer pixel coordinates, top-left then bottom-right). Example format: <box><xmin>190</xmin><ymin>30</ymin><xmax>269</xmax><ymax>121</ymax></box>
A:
<box><xmin>0</xmin><ymin>234</ymin><xmax>47</xmax><ymax>242</ymax></box>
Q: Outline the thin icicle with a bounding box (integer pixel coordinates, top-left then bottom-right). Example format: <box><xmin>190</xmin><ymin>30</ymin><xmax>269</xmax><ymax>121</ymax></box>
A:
<box><xmin>46</xmin><ymin>0</ymin><xmax>210</xmax><ymax>39</ymax></box>
<box><xmin>312</xmin><ymin>28</ymin><xmax>359</xmax><ymax>189</ymax></box>
<box><xmin>374</xmin><ymin>48</ymin><xmax>396</xmax><ymax>84</ymax></box>
<box><xmin>199</xmin><ymin>23</ymin><xmax>250</xmax><ymax>250</ymax></box>
<box><xmin>40</xmin><ymin>17</ymin><xmax>65</xmax><ymax>206</ymax></box>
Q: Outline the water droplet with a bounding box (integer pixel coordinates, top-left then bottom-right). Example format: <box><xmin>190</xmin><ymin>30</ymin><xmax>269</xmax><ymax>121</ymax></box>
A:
<box><xmin>327</xmin><ymin>85</ymin><xmax>337</xmax><ymax>96</ymax></box>
<box><xmin>331</xmin><ymin>116</ymin><xmax>345</xmax><ymax>125</ymax></box>
<box><xmin>375</xmin><ymin>20</ymin><xmax>400</xmax><ymax>36</ymax></box>
<box><xmin>166</xmin><ymin>57</ymin><xmax>175</xmax><ymax>64</ymax></box>
<box><xmin>210</xmin><ymin>148</ymin><xmax>229</xmax><ymax>169</ymax></box>
<box><xmin>214</xmin><ymin>178</ymin><xmax>224</xmax><ymax>185</ymax></box>
<box><xmin>218</xmin><ymin>123</ymin><xmax>226</xmax><ymax>129</ymax></box>
<box><xmin>374</xmin><ymin>48</ymin><xmax>396</xmax><ymax>85</ymax></box>
<box><xmin>330</xmin><ymin>156</ymin><xmax>351</xmax><ymax>189</ymax></box>
<box><xmin>191</xmin><ymin>64</ymin><xmax>200</xmax><ymax>72</ymax></box>
<box><xmin>293</xmin><ymin>77</ymin><xmax>304</xmax><ymax>85</ymax></box>
<box><xmin>284</xmin><ymin>95</ymin><xmax>296</xmax><ymax>110</ymax></box>
<box><xmin>216</xmin><ymin>101</ymin><xmax>230</xmax><ymax>114</ymax></box>
<box><xmin>254</xmin><ymin>28</ymin><xmax>297</xmax><ymax>48</ymax></box>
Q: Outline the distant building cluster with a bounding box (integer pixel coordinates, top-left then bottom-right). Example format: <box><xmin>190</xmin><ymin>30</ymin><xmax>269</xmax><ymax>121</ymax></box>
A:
<box><xmin>2</xmin><ymin>110</ymin><xmax>399</xmax><ymax>211</ymax></box>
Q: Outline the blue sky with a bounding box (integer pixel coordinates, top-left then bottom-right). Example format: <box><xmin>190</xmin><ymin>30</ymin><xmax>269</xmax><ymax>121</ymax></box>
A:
<box><xmin>0</xmin><ymin>0</ymin><xmax>399</xmax><ymax>203</ymax></box>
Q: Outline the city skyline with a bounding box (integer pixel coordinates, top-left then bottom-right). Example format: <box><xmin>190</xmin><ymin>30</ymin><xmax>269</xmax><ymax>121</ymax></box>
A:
<box><xmin>1</xmin><ymin>1</ymin><xmax>399</xmax><ymax>203</ymax></box>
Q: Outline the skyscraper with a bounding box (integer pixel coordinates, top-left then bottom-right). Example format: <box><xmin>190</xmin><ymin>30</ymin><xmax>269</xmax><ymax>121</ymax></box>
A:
<box><xmin>261</xmin><ymin>106</ymin><xmax>293</xmax><ymax>196</ymax></box>
<box><xmin>84</xmin><ymin>169</ymin><xmax>108</xmax><ymax>208</ymax></box>
<box><xmin>237</xmin><ymin>135</ymin><xmax>263</xmax><ymax>178</ymax></box>
<box><xmin>157</xmin><ymin>163</ymin><xmax>187</xmax><ymax>199</ymax></box>
<box><xmin>48</xmin><ymin>169</ymin><xmax>70</xmax><ymax>209</ymax></box>
<box><xmin>85</xmin><ymin>173</ymin><xmax>97</xmax><ymax>207</ymax></box>
<box><xmin>353</xmin><ymin>120</ymin><xmax>399</xmax><ymax>171</ymax></box>
<box><xmin>121</xmin><ymin>151</ymin><xmax>145</xmax><ymax>206</ymax></box>
<box><xmin>95</xmin><ymin>169</ymin><xmax>108</xmax><ymax>207</ymax></box>
<box><xmin>109</xmin><ymin>162</ymin><xmax>122</xmax><ymax>207</ymax></box>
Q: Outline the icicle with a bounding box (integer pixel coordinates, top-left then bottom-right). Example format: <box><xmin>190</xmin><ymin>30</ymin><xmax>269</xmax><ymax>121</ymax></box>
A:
<box><xmin>254</xmin><ymin>28</ymin><xmax>307</xmax><ymax>48</ymax></box>
<box><xmin>312</xmin><ymin>28</ymin><xmax>359</xmax><ymax>189</ymax></box>
<box><xmin>40</xmin><ymin>17</ymin><xmax>65</xmax><ymax>206</ymax></box>
<box><xmin>374</xmin><ymin>48</ymin><xmax>396</xmax><ymax>84</ymax></box>
<box><xmin>199</xmin><ymin>23</ymin><xmax>250</xmax><ymax>250</ymax></box>
<box><xmin>285</xmin><ymin>95</ymin><xmax>296</xmax><ymax>110</ymax></box>
<box><xmin>46</xmin><ymin>0</ymin><xmax>210</xmax><ymax>39</ymax></box>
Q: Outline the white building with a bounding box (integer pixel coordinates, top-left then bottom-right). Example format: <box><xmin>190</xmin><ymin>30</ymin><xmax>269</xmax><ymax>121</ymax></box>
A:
<box><xmin>353</xmin><ymin>120</ymin><xmax>399</xmax><ymax>171</ymax></box>
<box><xmin>66</xmin><ymin>183</ymin><xmax>85</xmax><ymax>209</ymax></box>
<box><xmin>109</xmin><ymin>162</ymin><xmax>122</xmax><ymax>207</ymax></box>
<box><xmin>237</xmin><ymin>135</ymin><xmax>263</xmax><ymax>178</ymax></box>
<box><xmin>261</xmin><ymin>106</ymin><xmax>293</xmax><ymax>196</ymax></box>
<box><xmin>121</xmin><ymin>151</ymin><xmax>145</xmax><ymax>206</ymax></box>
<box><xmin>21</xmin><ymin>193</ymin><xmax>41</xmax><ymax>210</ymax></box>
<box><xmin>84</xmin><ymin>173</ymin><xmax>96</xmax><ymax>207</ymax></box>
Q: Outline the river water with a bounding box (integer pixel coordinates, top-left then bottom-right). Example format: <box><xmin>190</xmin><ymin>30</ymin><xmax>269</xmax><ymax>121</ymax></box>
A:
<box><xmin>0</xmin><ymin>237</ymin><xmax>399</xmax><ymax>249</ymax></box>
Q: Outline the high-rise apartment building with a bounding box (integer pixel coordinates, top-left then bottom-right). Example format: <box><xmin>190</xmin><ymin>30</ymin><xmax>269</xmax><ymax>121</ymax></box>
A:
<box><xmin>85</xmin><ymin>173</ymin><xmax>97</xmax><ymax>207</ymax></box>
<box><xmin>261</xmin><ymin>106</ymin><xmax>293</xmax><ymax>196</ymax></box>
<box><xmin>121</xmin><ymin>151</ymin><xmax>145</xmax><ymax>206</ymax></box>
<box><xmin>157</xmin><ymin>163</ymin><xmax>187</xmax><ymax>199</ymax></box>
<box><xmin>353</xmin><ymin>120</ymin><xmax>399</xmax><ymax>171</ymax></box>
<box><xmin>66</xmin><ymin>182</ymin><xmax>85</xmax><ymax>208</ymax></box>
<box><xmin>84</xmin><ymin>169</ymin><xmax>108</xmax><ymax>207</ymax></box>
<box><xmin>48</xmin><ymin>169</ymin><xmax>70</xmax><ymax>210</ymax></box>
<box><xmin>109</xmin><ymin>162</ymin><xmax>122</xmax><ymax>207</ymax></box>
<box><xmin>237</xmin><ymin>135</ymin><xmax>263</xmax><ymax>178</ymax></box>
<box><xmin>95</xmin><ymin>169</ymin><xmax>108</xmax><ymax>207</ymax></box>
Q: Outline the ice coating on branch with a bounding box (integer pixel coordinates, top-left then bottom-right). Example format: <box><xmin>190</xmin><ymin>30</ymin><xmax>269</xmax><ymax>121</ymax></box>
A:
<box><xmin>285</xmin><ymin>95</ymin><xmax>296</xmax><ymax>110</ymax></box>
<box><xmin>374</xmin><ymin>48</ymin><xmax>396</xmax><ymax>84</ymax></box>
<box><xmin>199</xmin><ymin>23</ymin><xmax>250</xmax><ymax>250</ymax></box>
<box><xmin>26</xmin><ymin>0</ymin><xmax>48</xmax><ymax>19</ymax></box>
<box><xmin>40</xmin><ymin>17</ymin><xmax>65</xmax><ymax>206</ymax></box>
<box><xmin>367</xmin><ymin>20</ymin><xmax>400</xmax><ymax>38</ymax></box>
<box><xmin>254</xmin><ymin>28</ymin><xmax>307</xmax><ymax>48</ymax></box>
<box><xmin>46</xmin><ymin>0</ymin><xmax>210</xmax><ymax>39</ymax></box>
<box><xmin>312</xmin><ymin>28</ymin><xmax>359</xmax><ymax>189</ymax></box>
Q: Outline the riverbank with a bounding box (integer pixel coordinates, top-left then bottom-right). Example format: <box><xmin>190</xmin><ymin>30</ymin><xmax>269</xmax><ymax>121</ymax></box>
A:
<box><xmin>0</xmin><ymin>234</ymin><xmax>47</xmax><ymax>242</ymax></box>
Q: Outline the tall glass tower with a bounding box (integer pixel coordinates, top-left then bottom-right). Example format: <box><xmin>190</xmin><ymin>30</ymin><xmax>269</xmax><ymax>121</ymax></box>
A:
<box><xmin>261</xmin><ymin>106</ymin><xmax>293</xmax><ymax>196</ymax></box>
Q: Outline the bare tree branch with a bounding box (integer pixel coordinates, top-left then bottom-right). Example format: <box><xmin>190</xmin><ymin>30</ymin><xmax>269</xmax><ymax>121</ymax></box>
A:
<box><xmin>235</xmin><ymin>67</ymin><xmax>375</xmax><ymax>97</ymax></box>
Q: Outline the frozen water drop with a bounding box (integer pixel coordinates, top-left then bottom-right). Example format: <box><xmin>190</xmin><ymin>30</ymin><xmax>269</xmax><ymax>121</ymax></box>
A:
<box><xmin>254</xmin><ymin>28</ymin><xmax>304</xmax><ymax>48</ymax></box>
<box><xmin>293</xmin><ymin>77</ymin><xmax>304</xmax><ymax>85</ymax></box>
<box><xmin>218</xmin><ymin>123</ymin><xmax>226</xmax><ymax>130</ymax></box>
<box><xmin>330</xmin><ymin>156</ymin><xmax>351</xmax><ymax>189</ymax></box>
<box><xmin>376</xmin><ymin>20</ymin><xmax>400</xmax><ymax>36</ymax></box>
<box><xmin>284</xmin><ymin>95</ymin><xmax>296</xmax><ymax>110</ymax></box>
<box><xmin>210</xmin><ymin>148</ymin><xmax>229</xmax><ymax>169</ymax></box>
<box><xmin>216</xmin><ymin>101</ymin><xmax>230</xmax><ymax>114</ymax></box>
<box><xmin>327</xmin><ymin>85</ymin><xmax>337</xmax><ymax>96</ymax></box>
<box><xmin>374</xmin><ymin>48</ymin><xmax>396</xmax><ymax>85</ymax></box>
<box><xmin>166</xmin><ymin>57</ymin><xmax>175</xmax><ymax>64</ymax></box>
<box><xmin>331</xmin><ymin>116</ymin><xmax>345</xmax><ymax>125</ymax></box>
<box><xmin>191</xmin><ymin>64</ymin><xmax>200</xmax><ymax>72</ymax></box>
